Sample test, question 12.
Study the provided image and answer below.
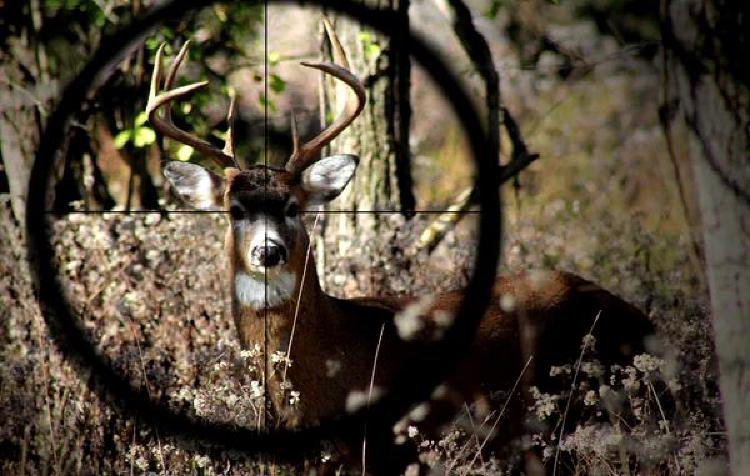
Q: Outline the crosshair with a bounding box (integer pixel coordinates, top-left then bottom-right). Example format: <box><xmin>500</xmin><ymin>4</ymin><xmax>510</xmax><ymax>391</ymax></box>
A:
<box><xmin>26</xmin><ymin>0</ymin><xmax>501</xmax><ymax>462</ymax></box>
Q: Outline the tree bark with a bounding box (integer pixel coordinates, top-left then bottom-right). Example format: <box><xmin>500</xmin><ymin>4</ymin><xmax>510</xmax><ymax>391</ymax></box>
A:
<box><xmin>0</xmin><ymin>0</ymin><xmax>119</xmax><ymax>221</ymax></box>
<box><xmin>318</xmin><ymin>4</ymin><xmax>412</xmax><ymax>295</ymax></box>
<box><xmin>663</xmin><ymin>1</ymin><xmax>750</xmax><ymax>472</ymax></box>
<box><xmin>0</xmin><ymin>30</ymin><xmax>56</xmax><ymax>226</ymax></box>
<box><xmin>326</xmin><ymin>3</ymin><xmax>410</xmax><ymax>215</ymax></box>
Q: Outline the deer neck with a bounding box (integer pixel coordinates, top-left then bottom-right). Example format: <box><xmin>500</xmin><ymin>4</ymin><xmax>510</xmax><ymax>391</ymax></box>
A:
<box><xmin>227</xmin><ymin>229</ymin><xmax>328</xmax><ymax>351</ymax></box>
<box><xmin>227</xmin><ymin>230</ymin><xmax>340</xmax><ymax>426</ymax></box>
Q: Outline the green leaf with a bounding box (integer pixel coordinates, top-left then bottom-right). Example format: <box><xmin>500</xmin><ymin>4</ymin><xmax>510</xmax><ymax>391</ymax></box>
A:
<box><xmin>135</xmin><ymin>111</ymin><xmax>149</xmax><ymax>127</ymax></box>
<box><xmin>359</xmin><ymin>31</ymin><xmax>381</xmax><ymax>60</ymax></box>
<box><xmin>269</xmin><ymin>74</ymin><xmax>286</xmax><ymax>94</ymax></box>
<box><xmin>145</xmin><ymin>37</ymin><xmax>161</xmax><ymax>52</ymax></box>
<box><xmin>213</xmin><ymin>4</ymin><xmax>228</xmax><ymax>22</ymax></box>
<box><xmin>177</xmin><ymin>144</ymin><xmax>194</xmax><ymax>162</ymax></box>
<box><xmin>364</xmin><ymin>42</ymin><xmax>381</xmax><ymax>59</ymax></box>
<box><xmin>268</xmin><ymin>51</ymin><xmax>281</xmax><ymax>66</ymax></box>
<box><xmin>133</xmin><ymin>127</ymin><xmax>156</xmax><ymax>148</ymax></box>
<box><xmin>259</xmin><ymin>93</ymin><xmax>276</xmax><ymax>112</ymax></box>
<box><xmin>94</xmin><ymin>10</ymin><xmax>106</xmax><ymax>27</ymax></box>
<box><xmin>483</xmin><ymin>0</ymin><xmax>505</xmax><ymax>18</ymax></box>
<box><xmin>114</xmin><ymin>130</ymin><xmax>132</xmax><ymax>149</ymax></box>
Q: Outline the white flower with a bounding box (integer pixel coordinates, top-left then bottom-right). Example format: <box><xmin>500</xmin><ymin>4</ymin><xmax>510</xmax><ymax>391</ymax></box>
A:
<box><xmin>622</xmin><ymin>366</ymin><xmax>640</xmax><ymax>391</ymax></box>
<box><xmin>581</xmin><ymin>333</ymin><xmax>596</xmax><ymax>351</ymax></box>
<box><xmin>394</xmin><ymin>295</ymin><xmax>434</xmax><ymax>340</ymax></box>
<box><xmin>325</xmin><ymin>359</ymin><xmax>342</xmax><ymax>377</ymax></box>
<box><xmin>581</xmin><ymin>360</ymin><xmax>604</xmax><ymax>377</ymax></box>
<box><xmin>346</xmin><ymin>387</ymin><xmax>383</xmax><ymax>413</ymax></box>
<box><xmin>240</xmin><ymin>344</ymin><xmax>261</xmax><ymax>359</ymax></box>
<box><xmin>543</xmin><ymin>446</ymin><xmax>554</xmax><ymax>460</ymax></box>
<box><xmin>550</xmin><ymin>364</ymin><xmax>571</xmax><ymax>377</ymax></box>
<box><xmin>135</xmin><ymin>456</ymin><xmax>149</xmax><ymax>471</ymax></box>
<box><xmin>409</xmin><ymin>402</ymin><xmax>430</xmax><ymax>422</ymax></box>
<box><xmin>249</xmin><ymin>380</ymin><xmax>264</xmax><ymax>398</ymax></box>
<box><xmin>633</xmin><ymin>353</ymin><xmax>663</xmax><ymax>374</ymax></box>
<box><xmin>499</xmin><ymin>294</ymin><xmax>516</xmax><ymax>312</ymax></box>
<box><xmin>144</xmin><ymin>213</ymin><xmax>161</xmax><ymax>226</ymax></box>
<box><xmin>213</xmin><ymin>360</ymin><xmax>228</xmax><ymax>372</ymax></box>
<box><xmin>193</xmin><ymin>454</ymin><xmax>210</xmax><ymax>468</ymax></box>
<box><xmin>289</xmin><ymin>390</ymin><xmax>301</xmax><ymax>406</ymax></box>
<box><xmin>583</xmin><ymin>390</ymin><xmax>597</xmax><ymax>406</ymax></box>
<box><xmin>193</xmin><ymin>395</ymin><xmax>207</xmax><ymax>414</ymax></box>
<box><xmin>432</xmin><ymin>310</ymin><xmax>453</xmax><ymax>327</ymax></box>
<box><xmin>271</xmin><ymin>350</ymin><xmax>292</xmax><ymax>367</ymax></box>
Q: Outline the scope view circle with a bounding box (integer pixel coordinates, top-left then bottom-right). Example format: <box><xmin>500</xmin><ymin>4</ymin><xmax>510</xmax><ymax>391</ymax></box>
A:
<box><xmin>26</xmin><ymin>0</ymin><xmax>501</xmax><ymax>459</ymax></box>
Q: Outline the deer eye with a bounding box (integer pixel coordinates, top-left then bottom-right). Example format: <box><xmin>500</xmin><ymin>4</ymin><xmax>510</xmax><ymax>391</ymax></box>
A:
<box><xmin>229</xmin><ymin>205</ymin><xmax>244</xmax><ymax>220</ymax></box>
<box><xmin>285</xmin><ymin>202</ymin><xmax>299</xmax><ymax>218</ymax></box>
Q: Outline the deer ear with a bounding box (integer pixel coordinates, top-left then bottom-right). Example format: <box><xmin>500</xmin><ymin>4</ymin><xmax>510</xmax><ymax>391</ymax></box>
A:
<box><xmin>301</xmin><ymin>154</ymin><xmax>358</xmax><ymax>205</ymax></box>
<box><xmin>164</xmin><ymin>161</ymin><xmax>224</xmax><ymax>210</ymax></box>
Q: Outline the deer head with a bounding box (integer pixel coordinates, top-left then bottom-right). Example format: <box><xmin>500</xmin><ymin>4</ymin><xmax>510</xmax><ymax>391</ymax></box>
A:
<box><xmin>148</xmin><ymin>23</ymin><xmax>365</xmax><ymax>309</ymax></box>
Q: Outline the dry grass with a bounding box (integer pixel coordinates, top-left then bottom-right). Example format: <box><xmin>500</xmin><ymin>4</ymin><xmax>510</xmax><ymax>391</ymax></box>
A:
<box><xmin>0</xmin><ymin>178</ymin><xmax>725</xmax><ymax>475</ymax></box>
<box><xmin>0</xmin><ymin>11</ymin><xmax>728</xmax><ymax>474</ymax></box>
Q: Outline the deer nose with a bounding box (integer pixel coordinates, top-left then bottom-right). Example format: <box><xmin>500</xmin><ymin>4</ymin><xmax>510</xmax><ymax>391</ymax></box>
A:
<box><xmin>252</xmin><ymin>244</ymin><xmax>287</xmax><ymax>267</ymax></box>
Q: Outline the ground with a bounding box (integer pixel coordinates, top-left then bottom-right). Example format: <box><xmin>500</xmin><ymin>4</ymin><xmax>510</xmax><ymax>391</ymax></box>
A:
<box><xmin>0</xmin><ymin>4</ymin><xmax>728</xmax><ymax>474</ymax></box>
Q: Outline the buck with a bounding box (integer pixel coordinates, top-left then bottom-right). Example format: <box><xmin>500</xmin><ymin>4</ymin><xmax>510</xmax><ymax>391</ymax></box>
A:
<box><xmin>146</xmin><ymin>25</ymin><xmax>657</xmax><ymax>475</ymax></box>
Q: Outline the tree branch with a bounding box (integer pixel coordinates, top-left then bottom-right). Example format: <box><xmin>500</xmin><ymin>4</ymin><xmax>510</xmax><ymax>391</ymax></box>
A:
<box><xmin>416</xmin><ymin>0</ymin><xmax>538</xmax><ymax>253</ymax></box>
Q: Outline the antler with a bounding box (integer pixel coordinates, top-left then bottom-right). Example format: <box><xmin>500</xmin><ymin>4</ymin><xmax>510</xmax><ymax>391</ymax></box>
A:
<box><xmin>285</xmin><ymin>18</ymin><xmax>366</xmax><ymax>175</ymax></box>
<box><xmin>146</xmin><ymin>42</ymin><xmax>239</xmax><ymax>169</ymax></box>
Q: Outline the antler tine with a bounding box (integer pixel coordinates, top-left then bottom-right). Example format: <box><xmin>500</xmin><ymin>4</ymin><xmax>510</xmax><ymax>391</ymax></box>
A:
<box><xmin>322</xmin><ymin>17</ymin><xmax>350</xmax><ymax>69</ymax></box>
<box><xmin>161</xmin><ymin>41</ymin><xmax>191</xmax><ymax>125</ymax></box>
<box><xmin>285</xmin><ymin>19</ymin><xmax>366</xmax><ymax>174</ymax></box>
<box><xmin>223</xmin><ymin>91</ymin><xmax>237</xmax><ymax>158</ymax></box>
<box><xmin>290</xmin><ymin>109</ymin><xmax>300</xmax><ymax>157</ymax></box>
<box><xmin>146</xmin><ymin>42</ymin><xmax>239</xmax><ymax>169</ymax></box>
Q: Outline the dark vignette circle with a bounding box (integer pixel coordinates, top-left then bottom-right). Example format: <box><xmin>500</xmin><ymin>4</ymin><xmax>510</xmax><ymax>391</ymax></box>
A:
<box><xmin>26</xmin><ymin>0</ymin><xmax>501</xmax><ymax>459</ymax></box>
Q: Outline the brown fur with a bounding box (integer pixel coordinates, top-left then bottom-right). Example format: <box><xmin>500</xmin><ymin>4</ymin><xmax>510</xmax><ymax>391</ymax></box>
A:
<box><xmin>218</xmin><ymin>168</ymin><xmax>655</xmax><ymax>473</ymax></box>
<box><xmin>152</xmin><ymin>38</ymin><xmax>656</xmax><ymax>469</ymax></box>
<box><xmin>145</xmin><ymin>36</ymin><xmax>655</xmax><ymax>471</ymax></box>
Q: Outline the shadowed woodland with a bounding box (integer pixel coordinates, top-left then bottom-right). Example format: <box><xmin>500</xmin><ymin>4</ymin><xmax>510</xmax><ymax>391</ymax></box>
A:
<box><xmin>1</xmin><ymin>0</ymin><xmax>749</xmax><ymax>474</ymax></box>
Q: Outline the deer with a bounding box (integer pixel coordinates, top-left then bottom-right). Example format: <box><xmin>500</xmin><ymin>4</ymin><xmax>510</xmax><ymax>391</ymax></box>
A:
<box><xmin>146</xmin><ymin>23</ymin><xmax>658</xmax><ymax>475</ymax></box>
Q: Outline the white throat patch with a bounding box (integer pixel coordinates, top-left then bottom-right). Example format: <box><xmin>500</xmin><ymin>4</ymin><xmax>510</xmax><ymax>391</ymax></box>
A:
<box><xmin>235</xmin><ymin>270</ymin><xmax>297</xmax><ymax>309</ymax></box>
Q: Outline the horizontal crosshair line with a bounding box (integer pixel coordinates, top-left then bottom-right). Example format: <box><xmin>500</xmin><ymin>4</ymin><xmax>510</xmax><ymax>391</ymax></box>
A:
<box><xmin>43</xmin><ymin>209</ymin><xmax>482</xmax><ymax>215</ymax></box>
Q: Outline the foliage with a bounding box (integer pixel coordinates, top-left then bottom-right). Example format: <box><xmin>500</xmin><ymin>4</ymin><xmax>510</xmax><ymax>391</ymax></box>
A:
<box><xmin>1</xmin><ymin>0</ymin><xmax>270</xmax><ymax>209</ymax></box>
<box><xmin>0</xmin><ymin>0</ymin><xmax>728</xmax><ymax>473</ymax></box>
<box><xmin>113</xmin><ymin>111</ymin><xmax>156</xmax><ymax>149</ymax></box>
<box><xmin>0</xmin><ymin>169</ymin><xmax>723</xmax><ymax>473</ymax></box>
<box><xmin>358</xmin><ymin>31</ymin><xmax>382</xmax><ymax>61</ymax></box>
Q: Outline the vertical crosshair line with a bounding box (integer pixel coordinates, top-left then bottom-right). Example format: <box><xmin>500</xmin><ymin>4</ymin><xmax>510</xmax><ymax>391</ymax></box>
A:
<box><xmin>263</xmin><ymin>0</ymin><xmax>270</xmax><ymax>434</ymax></box>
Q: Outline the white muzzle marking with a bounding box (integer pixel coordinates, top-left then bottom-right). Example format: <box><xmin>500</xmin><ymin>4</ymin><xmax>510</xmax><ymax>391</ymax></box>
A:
<box><xmin>235</xmin><ymin>270</ymin><xmax>297</xmax><ymax>309</ymax></box>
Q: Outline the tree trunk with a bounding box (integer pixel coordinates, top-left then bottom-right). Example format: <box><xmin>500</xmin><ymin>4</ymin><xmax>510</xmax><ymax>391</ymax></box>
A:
<box><xmin>0</xmin><ymin>70</ymin><xmax>41</xmax><ymax>226</ymax></box>
<box><xmin>317</xmin><ymin>4</ymin><xmax>412</xmax><ymax>295</ymax></box>
<box><xmin>0</xmin><ymin>2</ymin><xmax>56</xmax><ymax>226</ymax></box>
<box><xmin>663</xmin><ymin>1</ymin><xmax>750</xmax><ymax>472</ymax></box>
<box><xmin>0</xmin><ymin>0</ymin><xmax>116</xmax><ymax>221</ymax></box>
